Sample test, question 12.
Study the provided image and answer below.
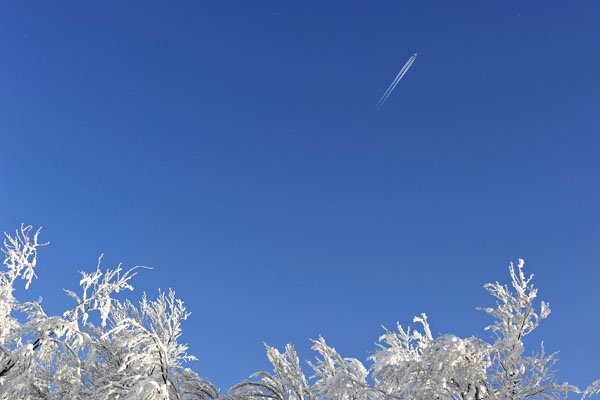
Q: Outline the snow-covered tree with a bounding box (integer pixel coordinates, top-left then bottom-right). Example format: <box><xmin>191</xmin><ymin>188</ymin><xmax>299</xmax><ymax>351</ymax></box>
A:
<box><xmin>234</xmin><ymin>260</ymin><xmax>584</xmax><ymax>400</ymax></box>
<box><xmin>0</xmin><ymin>225</ymin><xmax>218</xmax><ymax>399</ymax></box>
<box><xmin>0</xmin><ymin>225</ymin><xmax>596</xmax><ymax>399</ymax></box>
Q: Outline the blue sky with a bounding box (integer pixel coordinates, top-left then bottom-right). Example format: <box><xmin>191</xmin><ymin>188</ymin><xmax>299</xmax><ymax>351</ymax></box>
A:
<box><xmin>1</xmin><ymin>0</ymin><xmax>599</xmax><ymax>392</ymax></box>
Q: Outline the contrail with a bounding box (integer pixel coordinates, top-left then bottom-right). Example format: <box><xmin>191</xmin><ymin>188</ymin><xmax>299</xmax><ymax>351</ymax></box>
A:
<box><xmin>374</xmin><ymin>53</ymin><xmax>416</xmax><ymax>112</ymax></box>
<box><xmin>374</xmin><ymin>53</ymin><xmax>417</xmax><ymax>111</ymax></box>
<box><xmin>373</xmin><ymin>53</ymin><xmax>417</xmax><ymax>113</ymax></box>
<box><xmin>374</xmin><ymin>55</ymin><xmax>414</xmax><ymax>111</ymax></box>
<box><xmin>382</xmin><ymin>54</ymin><xmax>416</xmax><ymax>103</ymax></box>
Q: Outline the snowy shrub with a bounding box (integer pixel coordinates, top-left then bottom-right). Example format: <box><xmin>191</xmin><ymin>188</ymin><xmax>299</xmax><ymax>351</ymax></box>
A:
<box><xmin>0</xmin><ymin>225</ymin><xmax>595</xmax><ymax>399</ymax></box>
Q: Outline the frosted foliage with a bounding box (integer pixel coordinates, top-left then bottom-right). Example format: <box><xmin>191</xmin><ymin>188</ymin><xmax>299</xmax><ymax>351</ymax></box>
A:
<box><xmin>235</xmin><ymin>261</ymin><xmax>594</xmax><ymax>400</ymax></box>
<box><xmin>229</xmin><ymin>344</ymin><xmax>314</xmax><ymax>400</ymax></box>
<box><xmin>308</xmin><ymin>337</ymin><xmax>369</xmax><ymax>400</ymax></box>
<box><xmin>0</xmin><ymin>227</ymin><xmax>597</xmax><ymax>399</ymax></box>
<box><xmin>369</xmin><ymin>315</ymin><xmax>492</xmax><ymax>400</ymax></box>
<box><xmin>0</xmin><ymin>227</ymin><xmax>217</xmax><ymax>399</ymax></box>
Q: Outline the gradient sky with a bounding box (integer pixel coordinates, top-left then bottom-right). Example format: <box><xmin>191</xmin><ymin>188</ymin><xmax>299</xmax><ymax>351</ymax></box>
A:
<box><xmin>1</xmin><ymin>1</ymin><xmax>599</xmax><ymax>393</ymax></box>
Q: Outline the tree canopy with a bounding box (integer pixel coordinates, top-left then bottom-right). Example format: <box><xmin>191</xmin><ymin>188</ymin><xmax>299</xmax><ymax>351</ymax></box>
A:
<box><xmin>0</xmin><ymin>225</ymin><xmax>597</xmax><ymax>399</ymax></box>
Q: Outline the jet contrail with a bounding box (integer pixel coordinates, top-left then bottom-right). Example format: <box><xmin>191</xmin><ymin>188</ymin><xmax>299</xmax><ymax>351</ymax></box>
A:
<box><xmin>374</xmin><ymin>55</ymin><xmax>415</xmax><ymax>110</ymax></box>
<box><xmin>373</xmin><ymin>53</ymin><xmax>417</xmax><ymax>113</ymax></box>
<box><xmin>375</xmin><ymin>53</ymin><xmax>417</xmax><ymax>111</ymax></box>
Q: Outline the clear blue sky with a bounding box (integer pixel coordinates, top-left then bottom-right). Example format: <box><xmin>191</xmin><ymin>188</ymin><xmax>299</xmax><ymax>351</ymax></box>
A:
<box><xmin>1</xmin><ymin>1</ymin><xmax>599</xmax><ymax>392</ymax></box>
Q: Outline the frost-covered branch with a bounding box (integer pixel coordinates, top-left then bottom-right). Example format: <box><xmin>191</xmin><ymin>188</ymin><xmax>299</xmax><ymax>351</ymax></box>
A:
<box><xmin>0</xmin><ymin>225</ymin><xmax>596</xmax><ymax>400</ymax></box>
<box><xmin>238</xmin><ymin>261</ymin><xmax>590</xmax><ymax>400</ymax></box>
<box><xmin>230</xmin><ymin>344</ymin><xmax>314</xmax><ymax>400</ymax></box>
<box><xmin>0</xmin><ymin>226</ymin><xmax>217</xmax><ymax>399</ymax></box>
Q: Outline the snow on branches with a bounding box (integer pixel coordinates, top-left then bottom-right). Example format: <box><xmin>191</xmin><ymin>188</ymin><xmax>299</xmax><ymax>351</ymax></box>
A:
<box><xmin>0</xmin><ymin>226</ymin><xmax>216</xmax><ymax>399</ymax></box>
<box><xmin>0</xmin><ymin>226</ymin><xmax>595</xmax><ymax>399</ymax></box>
<box><xmin>236</xmin><ymin>260</ymin><xmax>589</xmax><ymax>400</ymax></box>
